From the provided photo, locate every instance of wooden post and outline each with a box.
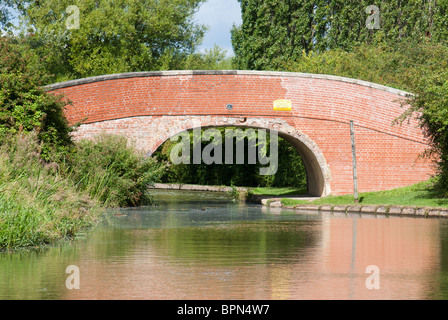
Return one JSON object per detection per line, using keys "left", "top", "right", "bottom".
{"left": 350, "top": 120, "right": 359, "bottom": 203}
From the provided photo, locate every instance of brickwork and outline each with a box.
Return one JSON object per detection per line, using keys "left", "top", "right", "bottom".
{"left": 45, "top": 70, "right": 435, "bottom": 196}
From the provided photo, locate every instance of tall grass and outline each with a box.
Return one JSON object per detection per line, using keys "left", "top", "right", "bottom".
{"left": 0, "top": 133, "right": 100, "bottom": 247}
{"left": 63, "top": 134, "right": 167, "bottom": 208}
{"left": 0, "top": 133, "right": 167, "bottom": 248}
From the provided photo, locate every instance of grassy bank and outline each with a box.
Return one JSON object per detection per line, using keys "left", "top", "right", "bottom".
{"left": 0, "top": 133, "right": 166, "bottom": 248}
{"left": 280, "top": 180, "right": 448, "bottom": 208}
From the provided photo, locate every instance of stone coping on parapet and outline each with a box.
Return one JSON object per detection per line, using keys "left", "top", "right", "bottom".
{"left": 259, "top": 199, "right": 448, "bottom": 219}
{"left": 43, "top": 70, "right": 412, "bottom": 97}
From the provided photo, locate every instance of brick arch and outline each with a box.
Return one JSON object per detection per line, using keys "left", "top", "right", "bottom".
{"left": 45, "top": 70, "right": 435, "bottom": 196}
{"left": 147, "top": 116, "right": 332, "bottom": 197}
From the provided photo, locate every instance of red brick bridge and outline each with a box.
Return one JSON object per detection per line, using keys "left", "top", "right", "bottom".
{"left": 45, "top": 70, "right": 434, "bottom": 197}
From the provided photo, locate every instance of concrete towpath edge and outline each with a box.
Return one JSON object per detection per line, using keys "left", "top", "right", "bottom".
{"left": 259, "top": 200, "right": 448, "bottom": 219}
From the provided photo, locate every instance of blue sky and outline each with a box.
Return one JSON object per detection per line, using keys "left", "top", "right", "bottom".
{"left": 194, "top": 0, "right": 242, "bottom": 56}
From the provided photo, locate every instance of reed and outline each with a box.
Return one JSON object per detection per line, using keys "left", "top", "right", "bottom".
{"left": 0, "top": 133, "right": 166, "bottom": 248}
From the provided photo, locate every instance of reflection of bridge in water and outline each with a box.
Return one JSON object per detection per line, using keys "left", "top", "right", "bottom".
{"left": 46, "top": 70, "right": 434, "bottom": 197}
{"left": 63, "top": 211, "right": 441, "bottom": 300}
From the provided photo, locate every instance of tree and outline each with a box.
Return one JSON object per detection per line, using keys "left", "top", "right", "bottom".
{"left": 183, "top": 45, "right": 233, "bottom": 70}
{"left": 232, "top": 0, "right": 448, "bottom": 71}
{"left": 0, "top": 36, "right": 73, "bottom": 159}
{"left": 0, "top": 0, "right": 18, "bottom": 32}
{"left": 232, "top": 0, "right": 321, "bottom": 70}
{"left": 287, "top": 41, "right": 448, "bottom": 93}
{"left": 154, "top": 128, "right": 307, "bottom": 189}
{"left": 19, "top": 0, "right": 206, "bottom": 82}
{"left": 401, "top": 69, "right": 448, "bottom": 195}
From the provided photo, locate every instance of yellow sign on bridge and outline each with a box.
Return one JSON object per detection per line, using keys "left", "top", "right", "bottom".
{"left": 273, "top": 99, "right": 292, "bottom": 111}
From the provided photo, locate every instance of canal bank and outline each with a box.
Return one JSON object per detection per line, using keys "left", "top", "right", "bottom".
{"left": 151, "top": 183, "right": 246, "bottom": 193}
{"left": 253, "top": 197, "right": 448, "bottom": 219}
{"left": 151, "top": 183, "right": 448, "bottom": 219}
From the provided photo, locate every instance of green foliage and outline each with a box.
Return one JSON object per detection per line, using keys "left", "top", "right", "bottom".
{"left": 227, "top": 186, "right": 253, "bottom": 201}
{"left": 258, "top": 135, "right": 307, "bottom": 188}
{"left": 154, "top": 128, "right": 307, "bottom": 189}
{"left": 0, "top": 133, "right": 101, "bottom": 248}
{"left": 64, "top": 134, "right": 167, "bottom": 208}
{"left": 0, "top": 36, "right": 73, "bottom": 160}
{"left": 19, "top": 0, "right": 206, "bottom": 82}
{"left": 287, "top": 41, "right": 448, "bottom": 92}
{"left": 183, "top": 45, "right": 233, "bottom": 70}
{"left": 232, "top": 0, "right": 448, "bottom": 71}
{"left": 403, "top": 71, "right": 448, "bottom": 194}
{"left": 0, "top": 1, "right": 12, "bottom": 30}
{"left": 232, "top": 0, "right": 319, "bottom": 70}
{"left": 0, "top": 132, "right": 168, "bottom": 247}
{"left": 0, "top": 0, "right": 24, "bottom": 32}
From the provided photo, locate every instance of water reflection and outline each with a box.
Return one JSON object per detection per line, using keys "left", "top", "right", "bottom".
{"left": 0, "top": 190, "right": 447, "bottom": 300}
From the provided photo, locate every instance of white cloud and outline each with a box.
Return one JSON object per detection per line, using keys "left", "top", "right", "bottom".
{"left": 194, "top": 0, "right": 242, "bottom": 56}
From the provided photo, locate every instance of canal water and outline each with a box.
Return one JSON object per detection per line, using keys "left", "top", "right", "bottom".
{"left": 2, "top": 189, "right": 448, "bottom": 300}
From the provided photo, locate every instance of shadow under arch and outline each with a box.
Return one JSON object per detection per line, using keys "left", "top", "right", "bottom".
{"left": 148, "top": 117, "right": 331, "bottom": 197}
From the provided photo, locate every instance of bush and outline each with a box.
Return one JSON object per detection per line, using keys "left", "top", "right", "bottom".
{"left": 0, "top": 36, "right": 73, "bottom": 161}
{"left": 403, "top": 70, "right": 448, "bottom": 196}
{"left": 64, "top": 134, "right": 167, "bottom": 208}
{"left": 0, "top": 132, "right": 168, "bottom": 247}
